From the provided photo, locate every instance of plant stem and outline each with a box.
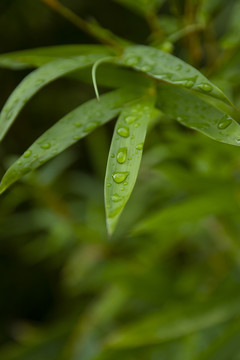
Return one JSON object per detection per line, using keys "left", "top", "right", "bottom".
{"left": 40, "top": 0, "right": 127, "bottom": 52}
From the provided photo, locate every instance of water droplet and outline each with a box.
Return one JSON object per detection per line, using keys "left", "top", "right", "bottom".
{"left": 128, "top": 156, "right": 132, "bottom": 160}
{"left": 106, "top": 183, "right": 112, "bottom": 187}
{"left": 134, "top": 123, "right": 140, "bottom": 128}
{"left": 117, "top": 148, "right": 127, "bottom": 164}
{"left": 40, "top": 142, "right": 51, "bottom": 149}
{"left": 6, "top": 109, "right": 13, "bottom": 120}
{"left": 23, "top": 150, "right": 32, "bottom": 158}
{"left": 74, "top": 122, "right": 82, "bottom": 127}
{"left": 117, "top": 126, "right": 129, "bottom": 137}
{"left": 136, "top": 143, "right": 143, "bottom": 150}
{"left": 112, "top": 172, "right": 129, "bottom": 183}
{"left": 184, "top": 80, "right": 194, "bottom": 88}
{"left": 110, "top": 153, "right": 115, "bottom": 158}
{"left": 84, "top": 121, "right": 100, "bottom": 132}
{"left": 177, "top": 116, "right": 183, "bottom": 121}
{"left": 175, "top": 64, "right": 182, "bottom": 71}
{"left": 131, "top": 135, "right": 135, "bottom": 139}
{"left": 125, "top": 56, "right": 140, "bottom": 66}
{"left": 17, "top": 160, "right": 22, "bottom": 166}
{"left": 217, "top": 116, "right": 232, "bottom": 130}
{"left": 235, "top": 138, "right": 240, "bottom": 144}
{"left": 123, "top": 181, "right": 128, "bottom": 185}
{"left": 111, "top": 193, "right": 122, "bottom": 202}
{"left": 125, "top": 116, "right": 137, "bottom": 124}
{"left": 198, "top": 83, "right": 212, "bottom": 92}
{"left": 140, "top": 64, "right": 152, "bottom": 72}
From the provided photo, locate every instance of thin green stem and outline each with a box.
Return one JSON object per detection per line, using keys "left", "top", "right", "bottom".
{"left": 40, "top": 0, "right": 127, "bottom": 52}
{"left": 92, "top": 57, "right": 114, "bottom": 101}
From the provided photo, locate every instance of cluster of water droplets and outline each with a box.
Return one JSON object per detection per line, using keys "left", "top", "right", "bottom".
{"left": 109, "top": 107, "right": 147, "bottom": 204}
{"left": 123, "top": 49, "right": 216, "bottom": 95}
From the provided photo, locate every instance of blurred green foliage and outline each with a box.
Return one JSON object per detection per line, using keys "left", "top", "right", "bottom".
{"left": 1, "top": 0, "right": 240, "bottom": 359}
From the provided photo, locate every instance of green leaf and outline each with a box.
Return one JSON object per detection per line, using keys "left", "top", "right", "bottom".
{"left": 157, "top": 84, "right": 240, "bottom": 146}
{"left": 106, "top": 295, "right": 240, "bottom": 348}
{"left": 133, "top": 188, "right": 239, "bottom": 237}
{"left": 0, "top": 53, "right": 109, "bottom": 141}
{"left": 0, "top": 44, "right": 114, "bottom": 69}
{"left": 104, "top": 93, "right": 156, "bottom": 235}
{"left": 196, "top": 317, "right": 240, "bottom": 360}
{"left": 0, "top": 87, "right": 142, "bottom": 195}
{"left": 117, "top": 45, "right": 239, "bottom": 118}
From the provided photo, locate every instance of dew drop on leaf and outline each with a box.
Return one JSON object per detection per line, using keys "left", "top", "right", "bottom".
{"left": 136, "top": 143, "right": 143, "bottom": 150}
{"left": 40, "top": 142, "right": 51, "bottom": 149}
{"left": 125, "top": 56, "right": 141, "bottom": 66}
{"left": 117, "top": 148, "right": 127, "bottom": 164}
{"left": 84, "top": 121, "right": 99, "bottom": 132}
{"left": 175, "top": 64, "right": 182, "bottom": 71}
{"left": 111, "top": 193, "right": 122, "bottom": 202}
{"left": 198, "top": 83, "right": 213, "bottom": 92}
{"left": 74, "top": 122, "right": 82, "bottom": 127}
{"left": 217, "top": 116, "right": 232, "bottom": 130}
{"left": 125, "top": 116, "right": 137, "bottom": 124}
{"left": 23, "top": 150, "right": 32, "bottom": 158}
{"left": 140, "top": 64, "right": 152, "bottom": 72}
{"left": 112, "top": 172, "right": 129, "bottom": 183}
{"left": 117, "top": 126, "right": 129, "bottom": 137}
{"left": 184, "top": 80, "right": 194, "bottom": 89}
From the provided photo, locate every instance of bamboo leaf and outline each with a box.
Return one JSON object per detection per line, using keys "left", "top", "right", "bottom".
{"left": 0, "top": 53, "right": 109, "bottom": 141}
{"left": 157, "top": 84, "right": 240, "bottom": 146}
{"left": 104, "top": 93, "right": 156, "bottom": 235}
{"left": 106, "top": 296, "right": 240, "bottom": 348}
{"left": 0, "top": 45, "right": 114, "bottom": 69}
{"left": 133, "top": 188, "right": 239, "bottom": 236}
{"left": 117, "top": 45, "right": 239, "bottom": 119}
{"left": 0, "top": 87, "right": 142, "bottom": 195}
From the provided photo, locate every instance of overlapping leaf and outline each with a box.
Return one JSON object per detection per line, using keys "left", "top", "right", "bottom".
{"left": 157, "top": 84, "right": 240, "bottom": 146}
{"left": 106, "top": 295, "right": 240, "bottom": 348}
{"left": 133, "top": 188, "right": 239, "bottom": 236}
{"left": 0, "top": 44, "right": 114, "bottom": 69}
{"left": 0, "top": 87, "right": 143, "bottom": 195}
{"left": 117, "top": 45, "right": 239, "bottom": 118}
{"left": 0, "top": 53, "right": 108, "bottom": 141}
{"left": 104, "top": 94, "right": 156, "bottom": 235}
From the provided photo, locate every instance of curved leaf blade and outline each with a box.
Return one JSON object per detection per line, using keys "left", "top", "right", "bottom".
{"left": 157, "top": 84, "right": 240, "bottom": 146}
{"left": 106, "top": 295, "right": 240, "bottom": 348}
{"left": 117, "top": 45, "right": 238, "bottom": 116}
{"left": 0, "top": 87, "right": 142, "bottom": 195}
{"left": 0, "top": 53, "right": 109, "bottom": 141}
{"left": 105, "top": 94, "right": 156, "bottom": 235}
{"left": 0, "top": 44, "right": 114, "bottom": 69}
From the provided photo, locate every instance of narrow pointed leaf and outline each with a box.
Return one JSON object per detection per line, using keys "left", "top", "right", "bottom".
{"left": 0, "top": 44, "right": 114, "bottom": 69}
{"left": 0, "top": 87, "right": 142, "bottom": 194}
{"left": 133, "top": 189, "right": 239, "bottom": 236}
{"left": 0, "top": 53, "right": 110, "bottom": 141}
{"left": 157, "top": 84, "right": 240, "bottom": 146}
{"left": 106, "top": 295, "right": 240, "bottom": 348}
{"left": 117, "top": 45, "right": 239, "bottom": 118}
{"left": 105, "top": 94, "right": 156, "bottom": 235}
